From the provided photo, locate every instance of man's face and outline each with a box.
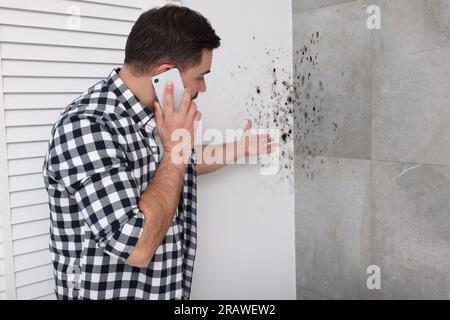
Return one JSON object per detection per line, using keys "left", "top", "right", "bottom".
{"left": 180, "top": 49, "right": 212, "bottom": 100}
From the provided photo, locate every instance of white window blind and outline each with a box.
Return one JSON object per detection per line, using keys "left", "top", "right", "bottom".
{"left": 0, "top": 0, "right": 164, "bottom": 300}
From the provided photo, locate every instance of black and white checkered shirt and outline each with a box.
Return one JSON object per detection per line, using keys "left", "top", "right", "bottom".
{"left": 42, "top": 68, "right": 198, "bottom": 300}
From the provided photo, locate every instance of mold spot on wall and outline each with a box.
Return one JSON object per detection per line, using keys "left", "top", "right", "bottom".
{"left": 234, "top": 47, "right": 296, "bottom": 188}
{"left": 332, "top": 122, "right": 338, "bottom": 131}
{"left": 319, "top": 81, "right": 324, "bottom": 91}
{"left": 293, "top": 31, "right": 328, "bottom": 180}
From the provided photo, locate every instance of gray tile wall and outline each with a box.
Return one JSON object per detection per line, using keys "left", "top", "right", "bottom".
{"left": 293, "top": 0, "right": 450, "bottom": 299}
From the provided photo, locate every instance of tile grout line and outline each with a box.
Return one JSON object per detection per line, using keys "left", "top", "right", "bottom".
{"left": 289, "top": 6, "right": 299, "bottom": 300}
{"left": 368, "top": 0, "right": 376, "bottom": 299}
{"left": 293, "top": 0, "right": 359, "bottom": 14}
{"left": 293, "top": 153, "right": 450, "bottom": 169}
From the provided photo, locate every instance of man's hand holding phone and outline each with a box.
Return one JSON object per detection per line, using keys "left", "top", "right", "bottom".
{"left": 154, "top": 82, "right": 201, "bottom": 165}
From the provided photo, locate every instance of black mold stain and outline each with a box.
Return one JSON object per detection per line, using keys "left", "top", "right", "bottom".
{"left": 294, "top": 31, "right": 344, "bottom": 180}
{"left": 237, "top": 30, "right": 334, "bottom": 184}
{"left": 239, "top": 48, "right": 297, "bottom": 186}
{"left": 332, "top": 122, "right": 338, "bottom": 131}
{"left": 293, "top": 31, "right": 327, "bottom": 180}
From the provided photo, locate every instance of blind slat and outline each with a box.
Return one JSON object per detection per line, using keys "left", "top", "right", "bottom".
{"left": 1, "top": 43, "right": 124, "bottom": 64}
{"left": 3, "top": 77, "right": 101, "bottom": 94}
{"left": 34, "top": 293, "right": 56, "bottom": 300}
{"left": 78, "top": 0, "right": 142, "bottom": 9}
{"left": 13, "top": 234, "right": 49, "bottom": 256}
{"left": 0, "top": 25, "right": 126, "bottom": 50}
{"left": 0, "top": 276, "right": 5, "bottom": 292}
{"left": 4, "top": 92, "right": 80, "bottom": 110}
{"left": 10, "top": 188, "right": 48, "bottom": 209}
{"left": 7, "top": 141, "right": 48, "bottom": 159}
{"left": 14, "top": 249, "right": 51, "bottom": 272}
{"left": 9, "top": 173, "right": 45, "bottom": 193}
{"left": 15, "top": 264, "right": 53, "bottom": 288}
{"left": 8, "top": 157, "right": 45, "bottom": 177}
{"left": 0, "top": 0, "right": 141, "bottom": 21}
{"left": 5, "top": 109, "right": 62, "bottom": 126}
{"left": 12, "top": 219, "right": 49, "bottom": 241}
{"left": 11, "top": 204, "right": 49, "bottom": 225}
{"left": 0, "top": 7, "right": 133, "bottom": 36}
{"left": 6, "top": 125, "right": 53, "bottom": 143}
{"left": 16, "top": 279, "right": 54, "bottom": 300}
{"left": 3, "top": 60, "right": 117, "bottom": 78}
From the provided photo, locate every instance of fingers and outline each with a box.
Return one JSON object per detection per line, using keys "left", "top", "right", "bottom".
{"left": 193, "top": 111, "right": 202, "bottom": 133}
{"left": 259, "top": 141, "right": 278, "bottom": 155}
{"left": 164, "top": 82, "right": 174, "bottom": 115}
{"left": 178, "top": 87, "right": 193, "bottom": 114}
{"left": 154, "top": 101, "right": 164, "bottom": 127}
{"left": 187, "top": 100, "right": 198, "bottom": 121}
{"left": 256, "top": 134, "right": 273, "bottom": 144}
{"left": 194, "top": 111, "right": 202, "bottom": 124}
{"left": 265, "top": 142, "right": 278, "bottom": 154}
{"left": 256, "top": 133, "right": 277, "bottom": 155}
{"left": 243, "top": 119, "right": 252, "bottom": 131}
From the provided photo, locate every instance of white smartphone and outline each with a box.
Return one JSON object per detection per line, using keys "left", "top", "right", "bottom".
{"left": 151, "top": 67, "right": 185, "bottom": 113}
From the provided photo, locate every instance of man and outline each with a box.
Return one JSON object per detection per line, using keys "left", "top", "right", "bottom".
{"left": 43, "top": 5, "right": 276, "bottom": 300}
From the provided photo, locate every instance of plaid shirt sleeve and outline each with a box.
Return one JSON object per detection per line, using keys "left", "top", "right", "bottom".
{"left": 47, "top": 115, "right": 145, "bottom": 262}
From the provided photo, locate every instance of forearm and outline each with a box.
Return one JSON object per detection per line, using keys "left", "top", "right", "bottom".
{"left": 127, "top": 151, "right": 186, "bottom": 268}
{"left": 195, "top": 140, "right": 244, "bottom": 175}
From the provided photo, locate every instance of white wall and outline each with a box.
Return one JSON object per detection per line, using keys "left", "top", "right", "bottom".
{"left": 183, "top": 0, "right": 296, "bottom": 299}
{"left": 0, "top": 0, "right": 295, "bottom": 299}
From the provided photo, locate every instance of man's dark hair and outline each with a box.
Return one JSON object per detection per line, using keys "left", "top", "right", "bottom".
{"left": 124, "top": 5, "right": 221, "bottom": 75}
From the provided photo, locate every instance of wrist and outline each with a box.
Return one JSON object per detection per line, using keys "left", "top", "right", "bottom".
{"left": 163, "top": 146, "right": 191, "bottom": 168}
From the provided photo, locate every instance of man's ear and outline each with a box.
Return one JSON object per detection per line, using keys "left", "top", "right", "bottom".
{"left": 152, "top": 64, "right": 174, "bottom": 76}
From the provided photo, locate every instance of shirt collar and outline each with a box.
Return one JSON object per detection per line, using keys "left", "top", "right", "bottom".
{"left": 106, "top": 67, "right": 155, "bottom": 129}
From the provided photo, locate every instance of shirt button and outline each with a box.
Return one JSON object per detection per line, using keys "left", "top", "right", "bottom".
{"left": 151, "top": 146, "right": 158, "bottom": 153}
